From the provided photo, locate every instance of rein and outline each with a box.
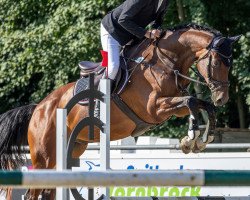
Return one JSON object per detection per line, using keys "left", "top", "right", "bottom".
{"left": 124, "top": 39, "right": 155, "bottom": 80}
{"left": 156, "top": 46, "right": 207, "bottom": 86}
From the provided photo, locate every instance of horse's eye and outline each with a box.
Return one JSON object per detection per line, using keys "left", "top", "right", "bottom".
{"left": 212, "top": 59, "right": 220, "bottom": 68}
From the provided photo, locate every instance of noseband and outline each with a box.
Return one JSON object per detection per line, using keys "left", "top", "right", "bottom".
{"left": 156, "top": 35, "right": 231, "bottom": 93}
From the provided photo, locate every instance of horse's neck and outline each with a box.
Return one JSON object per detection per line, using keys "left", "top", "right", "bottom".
{"left": 119, "top": 30, "right": 214, "bottom": 124}
{"left": 165, "top": 30, "right": 213, "bottom": 74}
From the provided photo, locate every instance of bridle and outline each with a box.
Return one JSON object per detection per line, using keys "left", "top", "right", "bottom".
{"left": 193, "top": 38, "right": 231, "bottom": 92}
{"left": 155, "top": 35, "right": 231, "bottom": 93}
{"left": 125, "top": 33, "right": 232, "bottom": 93}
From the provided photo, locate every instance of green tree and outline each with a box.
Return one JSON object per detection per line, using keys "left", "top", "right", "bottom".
{"left": 201, "top": 0, "right": 250, "bottom": 128}
{"left": 0, "top": 0, "right": 249, "bottom": 137}
{"left": 0, "top": 0, "right": 119, "bottom": 112}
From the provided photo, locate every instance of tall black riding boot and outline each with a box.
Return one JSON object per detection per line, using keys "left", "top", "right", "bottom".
{"left": 109, "top": 79, "right": 115, "bottom": 94}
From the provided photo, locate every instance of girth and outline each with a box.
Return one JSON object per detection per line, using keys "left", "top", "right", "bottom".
{"left": 112, "top": 93, "right": 157, "bottom": 137}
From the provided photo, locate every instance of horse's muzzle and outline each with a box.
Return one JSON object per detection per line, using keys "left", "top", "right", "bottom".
{"left": 212, "top": 89, "right": 229, "bottom": 106}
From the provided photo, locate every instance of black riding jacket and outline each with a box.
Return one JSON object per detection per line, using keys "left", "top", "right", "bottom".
{"left": 102, "top": 0, "right": 169, "bottom": 46}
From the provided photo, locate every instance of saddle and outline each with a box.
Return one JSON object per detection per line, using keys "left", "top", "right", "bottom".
{"left": 78, "top": 61, "right": 104, "bottom": 77}
{"left": 74, "top": 55, "right": 129, "bottom": 105}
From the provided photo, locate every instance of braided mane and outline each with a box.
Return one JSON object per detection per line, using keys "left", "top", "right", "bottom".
{"left": 167, "top": 23, "right": 222, "bottom": 36}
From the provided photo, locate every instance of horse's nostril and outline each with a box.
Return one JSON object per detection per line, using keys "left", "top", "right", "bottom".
{"left": 216, "top": 99, "right": 223, "bottom": 106}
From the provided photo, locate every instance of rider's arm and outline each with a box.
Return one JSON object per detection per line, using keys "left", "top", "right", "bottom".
{"left": 152, "top": 1, "right": 169, "bottom": 29}
{"left": 152, "top": 12, "right": 165, "bottom": 29}
{"left": 118, "top": 0, "right": 148, "bottom": 39}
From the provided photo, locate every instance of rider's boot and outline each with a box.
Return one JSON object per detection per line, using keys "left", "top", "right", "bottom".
{"left": 109, "top": 79, "right": 116, "bottom": 94}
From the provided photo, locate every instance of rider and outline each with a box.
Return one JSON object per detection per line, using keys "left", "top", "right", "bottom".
{"left": 101, "top": 0, "right": 169, "bottom": 85}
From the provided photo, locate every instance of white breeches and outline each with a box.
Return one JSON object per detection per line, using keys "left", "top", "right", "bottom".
{"left": 100, "top": 23, "right": 121, "bottom": 80}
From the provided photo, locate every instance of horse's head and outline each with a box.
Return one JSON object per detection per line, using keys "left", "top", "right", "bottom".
{"left": 195, "top": 35, "right": 241, "bottom": 106}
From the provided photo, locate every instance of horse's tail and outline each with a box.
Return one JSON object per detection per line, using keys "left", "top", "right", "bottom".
{"left": 0, "top": 104, "right": 36, "bottom": 170}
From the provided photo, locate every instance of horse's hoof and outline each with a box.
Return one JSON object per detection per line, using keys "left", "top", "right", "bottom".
{"left": 207, "top": 135, "right": 215, "bottom": 143}
{"left": 192, "top": 149, "right": 200, "bottom": 153}
{"left": 194, "top": 135, "right": 214, "bottom": 153}
{"left": 181, "top": 144, "right": 192, "bottom": 154}
{"left": 195, "top": 138, "right": 207, "bottom": 152}
{"left": 180, "top": 136, "right": 192, "bottom": 154}
{"left": 192, "top": 142, "right": 202, "bottom": 153}
{"left": 193, "top": 135, "right": 214, "bottom": 153}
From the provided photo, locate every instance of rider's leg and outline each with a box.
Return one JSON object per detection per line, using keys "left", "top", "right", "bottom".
{"left": 100, "top": 23, "right": 121, "bottom": 80}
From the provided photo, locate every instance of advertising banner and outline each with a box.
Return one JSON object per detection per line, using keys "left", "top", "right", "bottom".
{"left": 72, "top": 151, "right": 250, "bottom": 199}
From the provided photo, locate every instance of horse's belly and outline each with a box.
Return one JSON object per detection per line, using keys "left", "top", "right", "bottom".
{"left": 75, "top": 101, "right": 136, "bottom": 142}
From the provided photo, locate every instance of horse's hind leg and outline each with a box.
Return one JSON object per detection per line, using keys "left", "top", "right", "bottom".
{"left": 24, "top": 189, "right": 43, "bottom": 200}
{"left": 27, "top": 136, "right": 88, "bottom": 200}
{"left": 23, "top": 153, "right": 49, "bottom": 200}
{"left": 6, "top": 188, "right": 13, "bottom": 200}
{"left": 23, "top": 189, "right": 55, "bottom": 200}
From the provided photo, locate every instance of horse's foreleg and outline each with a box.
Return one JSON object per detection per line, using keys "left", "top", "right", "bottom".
{"left": 6, "top": 188, "right": 13, "bottom": 200}
{"left": 155, "top": 96, "right": 208, "bottom": 154}
{"left": 178, "top": 97, "right": 202, "bottom": 154}
{"left": 191, "top": 100, "right": 216, "bottom": 153}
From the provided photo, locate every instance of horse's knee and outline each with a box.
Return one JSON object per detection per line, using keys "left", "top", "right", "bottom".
{"left": 185, "top": 97, "right": 198, "bottom": 109}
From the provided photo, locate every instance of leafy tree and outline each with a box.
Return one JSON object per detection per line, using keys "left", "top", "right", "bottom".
{"left": 0, "top": 0, "right": 119, "bottom": 112}
{"left": 201, "top": 0, "right": 250, "bottom": 128}
{"left": 0, "top": 0, "right": 249, "bottom": 138}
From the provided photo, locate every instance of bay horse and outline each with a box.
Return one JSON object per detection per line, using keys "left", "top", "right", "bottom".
{"left": 0, "top": 24, "right": 240, "bottom": 199}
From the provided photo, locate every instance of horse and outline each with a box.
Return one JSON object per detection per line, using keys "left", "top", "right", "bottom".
{"left": 0, "top": 24, "right": 240, "bottom": 199}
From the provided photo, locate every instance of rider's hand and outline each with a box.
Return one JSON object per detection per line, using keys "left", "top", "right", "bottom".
{"left": 145, "top": 29, "right": 162, "bottom": 39}
{"left": 151, "top": 29, "right": 162, "bottom": 38}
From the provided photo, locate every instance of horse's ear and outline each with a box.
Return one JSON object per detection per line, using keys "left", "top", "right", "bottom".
{"left": 228, "top": 35, "right": 242, "bottom": 44}
{"left": 214, "top": 37, "right": 226, "bottom": 47}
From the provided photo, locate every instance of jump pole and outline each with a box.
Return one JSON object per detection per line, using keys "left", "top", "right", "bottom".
{"left": 2, "top": 170, "right": 250, "bottom": 188}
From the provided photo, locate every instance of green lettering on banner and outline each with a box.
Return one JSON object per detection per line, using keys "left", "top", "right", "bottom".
{"left": 127, "top": 187, "right": 136, "bottom": 196}
{"left": 135, "top": 187, "right": 146, "bottom": 196}
{"left": 191, "top": 187, "right": 201, "bottom": 196}
{"left": 114, "top": 187, "right": 126, "bottom": 196}
{"left": 147, "top": 187, "right": 158, "bottom": 196}
{"left": 181, "top": 187, "right": 190, "bottom": 196}
{"left": 159, "top": 187, "right": 168, "bottom": 196}
{"left": 110, "top": 186, "right": 199, "bottom": 197}
{"left": 110, "top": 187, "right": 114, "bottom": 196}
{"left": 168, "top": 187, "right": 180, "bottom": 196}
